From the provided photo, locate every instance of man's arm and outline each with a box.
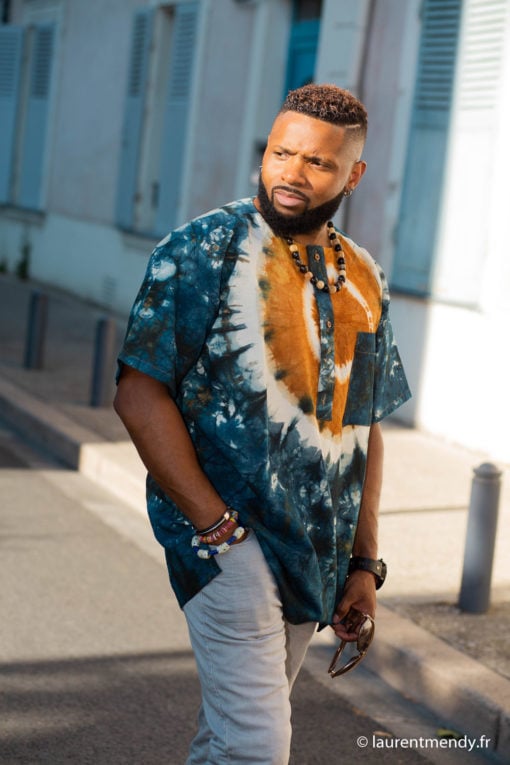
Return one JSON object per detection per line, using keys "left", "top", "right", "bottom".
{"left": 114, "top": 365, "right": 228, "bottom": 531}
{"left": 332, "top": 422, "right": 384, "bottom": 640}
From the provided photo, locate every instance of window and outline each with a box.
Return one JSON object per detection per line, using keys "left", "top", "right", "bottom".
{"left": 391, "top": 0, "right": 462, "bottom": 295}
{"left": 0, "top": 22, "right": 56, "bottom": 209}
{"left": 116, "top": 2, "right": 200, "bottom": 237}
{"left": 283, "top": 0, "right": 322, "bottom": 93}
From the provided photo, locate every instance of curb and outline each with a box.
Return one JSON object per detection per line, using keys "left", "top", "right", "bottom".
{"left": 0, "top": 376, "right": 97, "bottom": 468}
{"left": 310, "top": 609, "right": 510, "bottom": 761}
{"left": 366, "top": 605, "right": 510, "bottom": 759}
{"left": 0, "top": 376, "right": 146, "bottom": 513}
{"left": 1, "top": 374, "right": 509, "bottom": 761}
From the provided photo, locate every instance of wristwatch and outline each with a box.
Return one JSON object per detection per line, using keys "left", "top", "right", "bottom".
{"left": 348, "top": 556, "right": 387, "bottom": 590}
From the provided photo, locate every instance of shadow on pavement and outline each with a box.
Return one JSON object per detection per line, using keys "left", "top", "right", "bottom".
{"left": 0, "top": 650, "right": 200, "bottom": 765}
{"left": 0, "top": 651, "right": 431, "bottom": 765}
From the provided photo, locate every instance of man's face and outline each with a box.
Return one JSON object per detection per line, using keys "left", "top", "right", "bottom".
{"left": 256, "top": 111, "right": 365, "bottom": 236}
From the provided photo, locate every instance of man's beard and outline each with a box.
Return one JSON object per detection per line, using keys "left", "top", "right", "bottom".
{"left": 257, "top": 174, "right": 344, "bottom": 237}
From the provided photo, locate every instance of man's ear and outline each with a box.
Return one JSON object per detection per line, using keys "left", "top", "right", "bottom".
{"left": 349, "top": 160, "right": 367, "bottom": 190}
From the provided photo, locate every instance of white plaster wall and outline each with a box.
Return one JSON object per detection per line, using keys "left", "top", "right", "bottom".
{"left": 388, "top": 295, "right": 427, "bottom": 427}
{"left": 180, "top": 0, "right": 255, "bottom": 216}
{"left": 0, "top": 212, "right": 152, "bottom": 315}
{"left": 182, "top": 0, "right": 262, "bottom": 219}
{"left": 185, "top": 0, "right": 291, "bottom": 217}
{"left": 392, "top": 295, "right": 510, "bottom": 464}
{"left": 233, "top": 0, "right": 291, "bottom": 200}
{"left": 315, "top": 0, "right": 370, "bottom": 91}
{"left": 315, "top": 0, "right": 422, "bottom": 277}
{"left": 347, "top": 0, "right": 421, "bottom": 275}
{"left": 428, "top": 304, "right": 509, "bottom": 463}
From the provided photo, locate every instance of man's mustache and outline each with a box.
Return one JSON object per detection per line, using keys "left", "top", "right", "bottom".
{"left": 271, "top": 185, "right": 310, "bottom": 203}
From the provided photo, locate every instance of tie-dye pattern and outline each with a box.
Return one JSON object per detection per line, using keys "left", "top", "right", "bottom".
{"left": 119, "top": 198, "right": 411, "bottom": 626}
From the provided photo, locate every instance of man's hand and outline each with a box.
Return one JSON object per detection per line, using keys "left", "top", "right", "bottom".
{"left": 331, "top": 570, "right": 376, "bottom": 641}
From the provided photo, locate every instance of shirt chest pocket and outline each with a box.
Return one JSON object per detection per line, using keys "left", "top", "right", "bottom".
{"left": 342, "top": 332, "right": 376, "bottom": 427}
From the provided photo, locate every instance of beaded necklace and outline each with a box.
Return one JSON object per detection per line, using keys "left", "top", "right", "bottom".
{"left": 286, "top": 221, "right": 346, "bottom": 294}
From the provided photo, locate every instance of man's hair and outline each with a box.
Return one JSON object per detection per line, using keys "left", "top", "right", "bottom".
{"left": 280, "top": 84, "right": 367, "bottom": 147}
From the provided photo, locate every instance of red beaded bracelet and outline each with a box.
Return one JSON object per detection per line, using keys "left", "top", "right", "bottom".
{"left": 197, "top": 507, "right": 235, "bottom": 535}
{"left": 200, "top": 516, "right": 238, "bottom": 545}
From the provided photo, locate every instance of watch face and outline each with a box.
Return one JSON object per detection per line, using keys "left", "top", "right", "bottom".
{"left": 375, "top": 560, "right": 387, "bottom": 588}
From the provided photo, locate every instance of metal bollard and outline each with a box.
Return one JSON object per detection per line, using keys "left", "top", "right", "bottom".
{"left": 458, "top": 463, "right": 502, "bottom": 613}
{"left": 24, "top": 290, "right": 49, "bottom": 369}
{"left": 90, "top": 316, "right": 117, "bottom": 407}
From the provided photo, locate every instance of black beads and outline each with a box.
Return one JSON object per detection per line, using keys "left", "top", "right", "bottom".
{"left": 286, "top": 221, "right": 346, "bottom": 294}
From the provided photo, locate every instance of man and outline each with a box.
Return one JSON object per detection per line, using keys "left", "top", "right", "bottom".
{"left": 114, "top": 84, "right": 411, "bottom": 764}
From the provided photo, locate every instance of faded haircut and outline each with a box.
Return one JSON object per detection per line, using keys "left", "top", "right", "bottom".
{"left": 280, "top": 83, "right": 367, "bottom": 148}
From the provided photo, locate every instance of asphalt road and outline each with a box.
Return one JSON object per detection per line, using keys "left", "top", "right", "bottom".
{"left": 0, "top": 423, "right": 494, "bottom": 765}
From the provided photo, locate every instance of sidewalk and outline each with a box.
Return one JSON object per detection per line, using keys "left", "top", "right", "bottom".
{"left": 1, "top": 272, "right": 509, "bottom": 761}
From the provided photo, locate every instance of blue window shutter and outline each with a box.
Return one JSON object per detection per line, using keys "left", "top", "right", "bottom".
{"left": 284, "top": 19, "right": 321, "bottom": 93}
{"left": 17, "top": 23, "right": 55, "bottom": 210}
{"left": 116, "top": 8, "right": 154, "bottom": 230}
{"left": 391, "top": 0, "right": 462, "bottom": 295}
{"left": 155, "top": 1, "right": 199, "bottom": 236}
{"left": 0, "top": 26, "right": 24, "bottom": 203}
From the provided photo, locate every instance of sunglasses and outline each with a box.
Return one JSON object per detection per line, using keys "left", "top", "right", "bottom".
{"left": 328, "top": 609, "right": 375, "bottom": 678}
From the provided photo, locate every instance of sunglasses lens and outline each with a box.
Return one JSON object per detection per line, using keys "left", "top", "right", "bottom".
{"left": 358, "top": 617, "right": 374, "bottom": 651}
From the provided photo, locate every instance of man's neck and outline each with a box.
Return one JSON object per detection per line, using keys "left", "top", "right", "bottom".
{"left": 287, "top": 225, "right": 330, "bottom": 248}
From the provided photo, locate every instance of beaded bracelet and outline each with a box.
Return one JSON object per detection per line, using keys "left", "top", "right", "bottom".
{"left": 200, "top": 513, "right": 238, "bottom": 545}
{"left": 191, "top": 525, "right": 246, "bottom": 559}
{"left": 197, "top": 507, "right": 235, "bottom": 535}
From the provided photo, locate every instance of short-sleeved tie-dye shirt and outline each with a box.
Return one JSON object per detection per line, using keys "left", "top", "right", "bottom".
{"left": 119, "top": 198, "right": 411, "bottom": 626}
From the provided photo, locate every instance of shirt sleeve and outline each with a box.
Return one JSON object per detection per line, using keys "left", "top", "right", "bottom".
{"left": 118, "top": 219, "right": 233, "bottom": 396}
{"left": 372, "top": 269, "right": 412, "bottom": 422}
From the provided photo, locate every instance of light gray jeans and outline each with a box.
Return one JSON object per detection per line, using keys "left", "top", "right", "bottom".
{"left": 183, "top": 531, "right": 317, "bottom": 765}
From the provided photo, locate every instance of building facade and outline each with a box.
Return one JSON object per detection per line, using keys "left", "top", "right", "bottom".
{"left": 1, "top": 0, "right": 509, "bottom": 460}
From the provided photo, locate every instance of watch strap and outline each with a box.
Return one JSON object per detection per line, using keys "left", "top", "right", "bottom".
{"left": 348, "top": 556, "right": 387, "bottom": 589}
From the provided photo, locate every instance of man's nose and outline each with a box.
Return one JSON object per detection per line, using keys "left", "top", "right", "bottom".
{"left": 281, "top": 156, "right": 306, "bottom": 186}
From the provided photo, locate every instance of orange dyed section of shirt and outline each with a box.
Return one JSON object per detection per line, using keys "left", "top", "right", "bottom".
{"left": 263, "top": 234, "right": 382, "bottom": 437}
